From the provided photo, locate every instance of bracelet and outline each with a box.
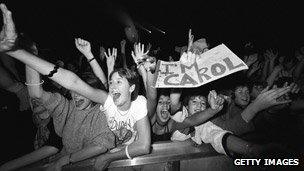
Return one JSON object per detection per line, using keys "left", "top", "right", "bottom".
{"left": 45, "top": 65, "right": 59, "bottom": 78}
{"left": 125, "top": 145, "right": 132, "bottom": 159}
{"left": 88, "top": 58, "right": 95, "bottom": 62}
{"left": 25, "top": 80, "right": 44, "bottom": 86}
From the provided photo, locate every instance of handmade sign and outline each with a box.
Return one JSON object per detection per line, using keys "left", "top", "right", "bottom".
{"left": 153, "top": 44, "right": 248, "bottom": 88}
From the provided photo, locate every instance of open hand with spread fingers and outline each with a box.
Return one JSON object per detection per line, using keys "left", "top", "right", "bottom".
{"left": 251, "top": 86, "right": 291, "bottom": 112}
{"left": 208, "top": 90, "right": 225, "bottom": 113}
{"left": 105, "top": 48, "right": 117, "bottom": 72}
{"left": 131, "top": 42, "right": 149, "bottom": 65}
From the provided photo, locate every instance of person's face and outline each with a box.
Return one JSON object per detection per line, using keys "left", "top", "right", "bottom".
{"left": 109, "top": 72, "right": 134, "bottom": 109}
{"left": 71, "top": 91, "right": 92, "bottom": 110}
{"left": 187, "top": 95, "right": 207, "bottom": 116}
{"left": 156, "top": 95, "right": 171, "bottom": 122}
{"left": 234, "top": 86, "right": 250, "bottom": 107}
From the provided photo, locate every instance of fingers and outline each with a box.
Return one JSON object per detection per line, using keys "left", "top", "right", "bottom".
{"left": 120, "top": 39, "right": 126, "bottom": 46}
{"left": 131, "top": 51, "right": 136, "bottom": 61}
{"left": 271, "top": 87, "right": 291, "bottom": 99}
{"left": 260, "top": 86, "right": 270, "bottom": 94}
{"left": 104, "top": 51, "right": 109, "bottom": 58}
{"left": 74, "top": 38, "right": 78, "bottom": 47}
{"left": 275, "top": 99, "right": 292, "bottom": 105}
{"left": 0, "top": 4, "right": 7, "bottom": 25}
{"left": 113, "top": 48, "right": 117, "bottom": 61}
{"left": 0, "top": 4, "right": 9, "bottom": 25}
{"left": 290, "top": 82, "right": 300, "bottom": 94}
{"left": 75, "top": 38, "right": 89, "bottom": 47}
{"left": 187, "top": 29, "right": 194, "bottom": 52}
{"left": 1, "top": 3, "right": 17, "bottom": 42}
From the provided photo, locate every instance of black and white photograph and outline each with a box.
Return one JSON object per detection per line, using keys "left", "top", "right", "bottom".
{"left": 0, "top": 0, "right": 304, "bottom": 170}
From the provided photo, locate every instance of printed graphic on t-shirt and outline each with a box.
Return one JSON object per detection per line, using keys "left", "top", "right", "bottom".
{"left": 108, "top": 117, "right": 134, "bottom": 145}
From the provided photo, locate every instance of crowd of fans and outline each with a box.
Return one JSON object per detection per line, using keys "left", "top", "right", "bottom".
{"left": 0, "top": 3, "right": 304, "bottom": 171}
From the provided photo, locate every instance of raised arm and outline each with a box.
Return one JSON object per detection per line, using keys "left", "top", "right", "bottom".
{"left": 120, "top": 39, "right": 127, "bottom": 69}
{"left": 169, "top": 91, "right": 224, "bottom": 132}
{"left": 266, "top": 65, "right": 282, "bottom": 87}
{"left": 0, "top": 4, "right": 108, "bottom": 105}
{"left": 75, "top": 38, "right": 108, "bottom": 89}
{"left": 241, "top": 86, "right": 291, "bottom": 122}
{"left": 131, "top": 43, "right": 157, "bottom": 117}
{"left": 261, "top": 55, "right": 270, "bottom": 82}
{"left": 266, "top": 49, "right": 278, "bottom": 77}
{"left": 105, "top": 47, "right": 117, "bottom": 79}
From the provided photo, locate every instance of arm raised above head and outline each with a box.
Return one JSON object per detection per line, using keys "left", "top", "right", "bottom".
{"left": 75, "top": 38, "right": 108, "bottom": 89}
{"left": 9, "top": 49, "right": 108, "bottom": 104}
{"left": 0, "top": 4, "right": 108, "bottom": 104}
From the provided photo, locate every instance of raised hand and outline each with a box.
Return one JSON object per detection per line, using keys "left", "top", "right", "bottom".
{"left": 289, "top": 82, "right": 300, "bottom": 94}
{"left": 105, "top": 48, "right": 117, "bottom": 72}
{"left": 273, "top": 64, "right": 283, "bottom": 72}
{"left": 187, "top": 29, "right": 194, "bottom": 52}
{"left": 120, "top": 39, "right": 126, "bottom": 54}
{"left": 0, "top": 4, "right": 18, "bottom": 52}
{"left": 99, "top": 46, "right": 106, "bottom": 61}
{"left": 131, "top": 42, "right": 149, "bottom": 65}
{"left": 278, "top": 56, "right": 285, "bottom": 65}
{"left": 251, "top": 86, "right": 291, "bottom": 112}
{"left": 245, "top": 54, "right": 258, "bottom": 67}
{"left": 264, "top": 49, "right": 278, "bottom": 61}
{"left": 143, "top": 56, "right": 157, "bottom": 73}
{"left": 75, "top": 38, "right": 91, "bottom": 56}
{"left": 208, "top": 90, "right": 224, "bottom": 112}
{"left": 180, "top": 51, "right": 196, "bottom": 66}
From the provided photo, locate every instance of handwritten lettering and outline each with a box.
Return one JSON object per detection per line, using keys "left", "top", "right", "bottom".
{"left": 154, "top": 44, "right": 248, "bottom": 88}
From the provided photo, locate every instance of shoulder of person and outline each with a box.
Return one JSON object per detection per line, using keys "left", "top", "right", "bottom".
{"left": 133, "top": 95, "right": 147, "bottom": 104}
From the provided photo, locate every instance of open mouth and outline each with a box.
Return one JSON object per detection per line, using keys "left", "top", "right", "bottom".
{"left": 160, "top": 110, "right": 170, "bottom": 119}
{"left": 112, "top": 92, "right": 121, "bottom": 101}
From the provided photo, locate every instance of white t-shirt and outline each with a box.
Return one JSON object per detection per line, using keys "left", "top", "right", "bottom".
{"left": 101, "top": 95, "right": 147, "bottom": 145}
{"left": 170, "top": 106, "right": 191, "bottom": 141}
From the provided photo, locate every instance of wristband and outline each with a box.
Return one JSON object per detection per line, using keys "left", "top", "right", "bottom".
{"left": 45, "top": 65, "right": 59, "bottom": 78}
{"left": 88, "top": 58, "right": 95, "bottom": 62}
{"left": 25, "top": 80, "right": 44, "bottom": 86}
{"left": 125, "top": 145, "right": 132, "bottom": 159}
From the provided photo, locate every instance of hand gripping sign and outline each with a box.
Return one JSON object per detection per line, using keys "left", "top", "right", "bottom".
{"left": 153, "top": 44, "right": 248, "bottom": 88}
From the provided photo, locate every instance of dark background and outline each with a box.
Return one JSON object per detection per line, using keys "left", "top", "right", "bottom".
{"left": 0, "top": 0, "right": 304, "bottom": 164}
{"left": 2, "top": 0, "right": 303, "bottom": 61}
